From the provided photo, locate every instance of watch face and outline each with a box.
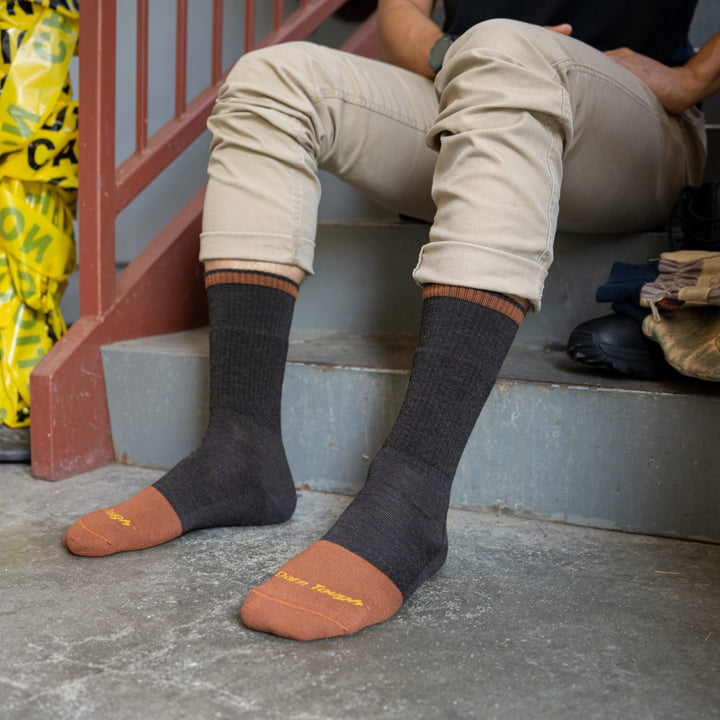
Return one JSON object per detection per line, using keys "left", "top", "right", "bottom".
{"left": 429, "top": 34, "right": 453, "bottom": 73}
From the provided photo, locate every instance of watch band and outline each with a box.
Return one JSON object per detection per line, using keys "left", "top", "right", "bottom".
{"left": 428, "top": 33, "right": 455, "bottom": 74}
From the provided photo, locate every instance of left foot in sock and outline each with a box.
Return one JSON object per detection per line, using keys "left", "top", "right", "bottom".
{"left": 64, "top": 270, "right": 298, "bottom": 557}
{"left": 240, "top": 447, "right": 450, "bottom": 640}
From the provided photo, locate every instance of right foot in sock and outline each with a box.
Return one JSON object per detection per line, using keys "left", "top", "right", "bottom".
{"left": 64, "top": 415, "right": 296, "bottom": 556}
{"left": 240, "top": 448, "right": 450, "bottom": 640}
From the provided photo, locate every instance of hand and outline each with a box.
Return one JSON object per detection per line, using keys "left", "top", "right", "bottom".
{"left": 545, "top": 23, "right": 573, "bottom": 36}
{"left": 605, "top": 47, "right": 696, "bottom": 114}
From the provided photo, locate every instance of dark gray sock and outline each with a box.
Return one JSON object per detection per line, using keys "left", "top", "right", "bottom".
{"left": 153, "top": 271, "right": 298, "bottom": 533}
{"left": 324, "top": 287, "right": 525, "bottom": 598}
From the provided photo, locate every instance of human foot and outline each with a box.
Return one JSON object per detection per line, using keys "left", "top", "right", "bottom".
{"left": 240, "top": 448, "right": 449, "bottom": 640}
{"left": 65, "top": 269, "right": 299, "bottom": 557}
{"left": 65, "top": 417, "right": 296, "bottom": 556}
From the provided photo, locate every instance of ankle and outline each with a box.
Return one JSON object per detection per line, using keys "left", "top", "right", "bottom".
{"left": 323, "top": 446, "right": 450, "bottom": 598}
{"left": 204, "top": 259, "right": 306, "bottom": 285}
{"left": 153, "top": 415, "right": 296, "bottom": 533}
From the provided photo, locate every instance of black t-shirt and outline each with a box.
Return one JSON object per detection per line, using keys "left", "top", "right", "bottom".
{"left": 442, "top": 0, "right": 698, "bottom": 65}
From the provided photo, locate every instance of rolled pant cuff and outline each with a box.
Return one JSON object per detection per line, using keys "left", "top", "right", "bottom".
{"left": 199, "top": 231, "right": 316, "bottom": 274}
{"left": 412, "top": 241, "right": 545, "bottom": 313}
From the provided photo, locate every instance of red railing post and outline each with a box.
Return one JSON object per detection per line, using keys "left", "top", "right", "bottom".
{"left": 245, "top": 0, "right": 255, "bottom": 52}
{"left": 31, "top": 0, "right": 120, "bottom": 478}
{"left": 136, "top": 0, "right": 149, "bottom": 152}
{"left": 175, "top": 0, "right": 188, "bottom": 117}
{"left": 79, "top": 0, "right": 117, "bottom": 319}
{"left": 212, "top": 0, "right": 224, "bottom": 85}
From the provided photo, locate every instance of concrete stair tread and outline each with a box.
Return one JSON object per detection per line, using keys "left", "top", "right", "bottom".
{"left": 110, "top": 326, "right": 720, "bottom": 398}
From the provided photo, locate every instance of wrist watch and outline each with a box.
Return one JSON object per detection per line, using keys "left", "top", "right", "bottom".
{"left": 428, "top": 33, "right": 455, "bottom": 74}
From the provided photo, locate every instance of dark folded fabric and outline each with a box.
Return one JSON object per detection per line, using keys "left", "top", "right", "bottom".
{"left": 596, "top": 260, "right": 660, "bottom": 306}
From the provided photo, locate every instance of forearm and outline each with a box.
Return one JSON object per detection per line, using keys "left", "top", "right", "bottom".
{"left": 607, "top": 31, "right": 720, "bottom": 114}
{"left": 377, "top": 0, "right": 442, "bottom": 78}
{"left": 682, "top": 31, "right": 720, "bottom": 108}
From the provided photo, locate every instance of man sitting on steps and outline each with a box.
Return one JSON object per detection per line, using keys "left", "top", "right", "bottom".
{"left": 64, "top": 0, "right": 719, "bottom": 641}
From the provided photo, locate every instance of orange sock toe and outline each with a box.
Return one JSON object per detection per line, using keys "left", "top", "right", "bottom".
{"left": 240, "top": 540, "right": 403, "bottom": 641}
{"left": 64, "top": 487, "right": 183, "bottom": 557}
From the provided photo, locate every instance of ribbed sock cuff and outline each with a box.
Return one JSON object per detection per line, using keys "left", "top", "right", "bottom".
{"left": 422, "top": 285, "right": 526, "bottom": 327}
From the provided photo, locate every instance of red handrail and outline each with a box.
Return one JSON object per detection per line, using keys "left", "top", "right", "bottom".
{"left": 30, "top": 0, "right": 378, "bottom": 480}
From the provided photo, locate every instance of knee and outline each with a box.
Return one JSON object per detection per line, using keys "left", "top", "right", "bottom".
{"left": 446, "top": 19, "right": 565, "bottom": 73}
{"left": 226, "top": 41, "right": 311, "bottom": 80}
{"left": 208, "top": 41, "right": 330, "bottom": 161}
{"left": 208, "top": 41, "right": 326, "bottom": 148}
{"left": 218, "top": 41, "right": 320, "bottom": 105}
{"left": 457, "top": 18, "right": 551, "bottom": 53}
{"left": 216, "top": 41, "right": 336, "bottom": 117}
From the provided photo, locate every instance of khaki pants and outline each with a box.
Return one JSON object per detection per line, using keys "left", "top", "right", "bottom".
{"left": 200, "top": 19, "right": 706, "bottom": 311}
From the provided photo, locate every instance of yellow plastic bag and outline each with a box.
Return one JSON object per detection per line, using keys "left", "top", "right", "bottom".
{"left": 0, "top": 250, "right": 54, "bottom": 427}
{"left": 0, "top": 0, "right": 78, "bottom": 428}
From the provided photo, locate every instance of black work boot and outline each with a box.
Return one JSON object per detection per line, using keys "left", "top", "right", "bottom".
{"left": 567, "top": 313, "right": 670, "bottom": 380}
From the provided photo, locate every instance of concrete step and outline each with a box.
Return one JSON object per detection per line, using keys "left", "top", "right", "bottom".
{"left": 102, "top": 326, "right": 720, "bottom": 544}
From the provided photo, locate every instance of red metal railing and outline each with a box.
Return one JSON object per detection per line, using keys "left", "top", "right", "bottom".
{"left": 30, "top": 0, "right": 378, "bottom": 480}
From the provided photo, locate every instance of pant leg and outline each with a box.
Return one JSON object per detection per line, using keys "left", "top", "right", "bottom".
{"left": 200, "top": 42, "right": 439, "bottom": 273}
{"left": 415, "top": 19, "right": 707, "bottom": 311}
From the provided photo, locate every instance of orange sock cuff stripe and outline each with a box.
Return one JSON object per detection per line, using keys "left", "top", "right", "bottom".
{"left": 204, "top": 270, "right": 299, "bottom": 299}
{"left": 422, "top": 285, "right": 526, "bottom": 326}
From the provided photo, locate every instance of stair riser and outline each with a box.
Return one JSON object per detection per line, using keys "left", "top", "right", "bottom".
{"left": 64, "top": 221, "right": 684, "bottom": 338}
{"left": 286, "top": 365, "right": 720, "bottom": 543}
{"left": 292, "top": 225, "right": 669, "bottom": 343}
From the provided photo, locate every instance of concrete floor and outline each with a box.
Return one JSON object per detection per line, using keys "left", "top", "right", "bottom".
{"left": 2, "top": 463, "right": 719, "bottom": 720}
